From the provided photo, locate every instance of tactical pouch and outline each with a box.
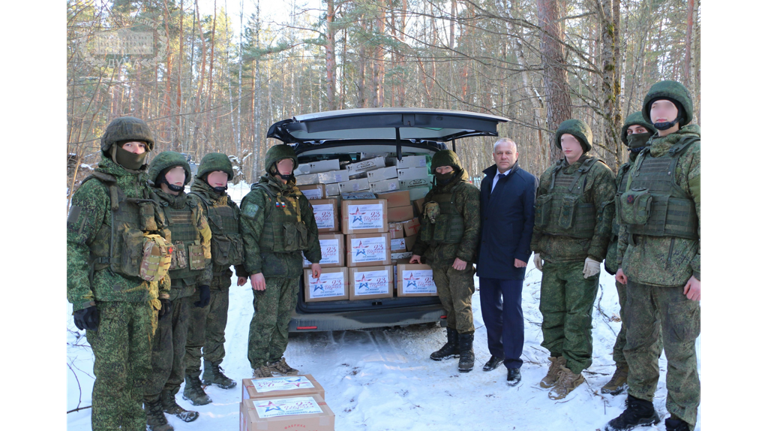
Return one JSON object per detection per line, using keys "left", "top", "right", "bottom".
{"left": 283, "top": 222, "right": 309, "bottom": 252}
{"left": 139, "top": 202, "right": 159, "bottom": 231}
{"left": 139, "top": 234, "right": 172, "bottom": 282}
{"left": 432, "top": 214, "right": 464, "bottom": 244}
{"left": 170, "top": 240, "right": 188, "bottom": 270}
{"left": 620, "top": 188, "right": 653, "bottom": 225}
{"left": 188, "top": 241, "right": 206, "bottom": 270}
{"left": 557, "top": 195, "right": 579, "bottom": 229}
{"left": 534, "top": 194, "right": 552, "bottom": 227}
{"left": 211, "top": 234, "right": 245, "bottom": 266}
{"left": 119, "top": 228, "right": 148, "bottom": 277}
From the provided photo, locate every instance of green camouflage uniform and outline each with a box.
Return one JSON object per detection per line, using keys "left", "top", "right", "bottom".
{"left": 239, "top": 146, "right": 321, "bottom": 369}
{"left": 617, "top": 81, "right": 701, "bottom": 428}
{"left": 145, "top": 152, "right": 212, "bottom": 404}
{"left": 67, "top": 117, "right": 169, "bottom": 431}
{"left": 185, "top": 153, "right": 247, "bottom": 377}
{"left": 412, "top": 150, "right": 480, "bottom": 334}
{"left": 531, "top": 119, "right": 616, "bottom": 375}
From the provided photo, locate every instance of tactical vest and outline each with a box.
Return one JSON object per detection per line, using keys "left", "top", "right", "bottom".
{"left": 611, "top": 163, "right": 632, "bottom": 237}
{"left": 535, "top": 157, "right": 601, "bottom": 239}
{"left": 252, "top": 183, "right": 311, "bottom": 253}
{"left": 190, "top": 191, "right": 244, "bottom": 267}
{"left": 85, "top": 172, "right": 171, "bottom": 281}
{"left": 419, "top": 186, "right": 464, "bottom": 244}
{"left": 619, "top": 137, "right": 699, "bottom": 240}
{"left": 159, "top": 195, "right": 206, "bottom": 284}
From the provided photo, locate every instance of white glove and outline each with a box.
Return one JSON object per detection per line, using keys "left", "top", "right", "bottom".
{"left": 583, "top": 257, "right": 601, "bottom": 279}
{"left": 534, "top": 253, "right": 543, "bottom": 271}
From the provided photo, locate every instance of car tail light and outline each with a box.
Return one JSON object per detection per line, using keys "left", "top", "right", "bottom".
{"left": 296, "top": 326, "right": 318, "bottom": 330}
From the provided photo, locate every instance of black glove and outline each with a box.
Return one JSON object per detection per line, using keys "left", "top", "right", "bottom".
{"left": 73, "top": 306, "right": 99, "bottom": 331}
{"left": 159, "top": 298, "right": 172, "bottom": 320}
{"left": 194, "top": 285, "right": 211, "bottom": 308}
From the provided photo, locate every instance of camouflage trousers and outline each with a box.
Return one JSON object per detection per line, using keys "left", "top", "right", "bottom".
{"left": 145, "top": 294, "right": 191, "bottom": 402}
{"left": 624, "top": 280, "right": 700, "bottom": 428}
{"left": 185, "top": 282, "right": 231, "bottom": 374}
{"left": 539, "top": 260, "right": 599, "bottom": 374}
{"left": 612, "top": 280, "right": 628, "bottom": 366}
{"left": 431, "top": 263, "right": 475, "bottom": 333}
{"left": 247, "top": 277, "right": 300, "bottom": 369}
{"left": 86, "top": 301, "right": 154, "bottom": 431}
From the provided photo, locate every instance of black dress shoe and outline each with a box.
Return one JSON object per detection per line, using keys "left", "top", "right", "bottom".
{"left": 483, "top": 355, "right": 504, "bottom": 371}
{"left": 506, "top": 368, "right": 521, "bottom": 387}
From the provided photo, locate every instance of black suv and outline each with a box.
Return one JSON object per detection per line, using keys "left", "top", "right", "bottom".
{"left": 266, "top": 108, "right": 510, "bottom": 332}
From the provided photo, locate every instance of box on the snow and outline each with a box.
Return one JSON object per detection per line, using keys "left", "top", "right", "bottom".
{"left": 240, "top": 393, "right": 334, "bottom": 431}
{"left": 242, "top": 374, "right": 325, "bottom": 401}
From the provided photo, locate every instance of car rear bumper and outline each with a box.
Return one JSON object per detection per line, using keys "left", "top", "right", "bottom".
{"left": 289, "top": 303, "right": 447, "bottom": 332}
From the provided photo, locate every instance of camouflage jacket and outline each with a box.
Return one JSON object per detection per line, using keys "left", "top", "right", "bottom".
{"left": 153, "top": 189, "right": 213, "bottom": 298}
{"left": 531, "top": 155, "right": 616, "bottom": 263}
{"left": 239, "top": 174, "right": 322, "bottom": 279}
{"left": 411, "top": 169, "right": 481, "bottom": 265}
{"left": 618, "top": 124, "right": 701, "bottom": 286}
{"left": 604, "top": 153, "right": 639, "bottom": 275}
{"left": 67, "top": 157, "right": 171, "bottom": 312}
{"left": 188, "top": 179, "right": 248, "bottom": 281}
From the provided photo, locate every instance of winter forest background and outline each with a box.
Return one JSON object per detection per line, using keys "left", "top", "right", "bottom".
{"left": 66, "top": 0, "right": 701, "bottom": 207}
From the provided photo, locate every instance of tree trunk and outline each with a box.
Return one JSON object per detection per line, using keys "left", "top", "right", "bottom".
{"left": 599, "top": 0, "right": 622, "bottom": 170}
{"left": 325, "top": 0, "right": 337, "bottom": 110}
{"left": 372, "top": 0, "right": 386, "bottom": 108}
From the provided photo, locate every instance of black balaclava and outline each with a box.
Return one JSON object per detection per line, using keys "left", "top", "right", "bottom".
{"left": 111, "top": 143, "right": 147, "bottom": 170}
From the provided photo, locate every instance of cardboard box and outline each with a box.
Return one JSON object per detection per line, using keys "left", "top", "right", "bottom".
{"left": 389, "top": 223, "right": 405, "bottom": 239}
{"left": 370, "top": 178, "right": 400, "bottom": 193}
{"left": 404, "top": 234, "right": 417, "bottom": 251}
{"left": 366, "top": 166, "right": 399, "bottom": 183}
{"left": 361, "top": 151, "right": 389, "bottom": 160}
{"left": 348, "top": 265, "right": 394, "bottom": 300}
{"left": 402, "top": 217, "right": 421, "bottom": 237}
{"left": 294, "top": 163, "right": 312, "bottom": 176}
{"left": 338, "top": 177, "right": 370, "bottom": 193}
{"left": 309, "top": 159, "right": 340, "bottom": 173}
{"left": 407, "top": 186, "right": 430, "bottom": 201}
{"left": 396, "top": 155, "right": 428, "bottom": 169}
{"left": 346, "top": 233, "right": 391, "bottom": 267}
{"left": 413, "top": 197, "right": 426, "bottom": 214}
{"left": 397, "top": 167, "right": 430, "bottom": 181}
{"left": 376, "top": 190, "right": 411, "bottom": 209}
{"left": 240, "top": 393, "right": 334, "bottom": 431}
{"left": 304, "top": 267, "right": 348, "bottom": 302}
{"left": 346, "top": 156, "right": 386, "bottom": 174}
{"left": 317, "top": 169, "right": 350, "bottom": 184}
{"left": 303, "top": 233, "right": 344, "bottom": 268}
{"left": 396, "top": 264, "right": 438, "bottom": 297}
{"left": 325, "top": 183, "right": 341, "bottom": 196}
{"left": 391, "top": 251, "right": 413, "bottom": 264}
{"left": 391, "top": 237, "right": 406, "bottom": 252}
{"left": 298, "top": 184, "right": 324, "bottom": 200}
{"left": 388, "top": 204, "right": 414, "bottom": 223}
{"left": 341, "top": 199, "right": 388, "bottom": 234}
{"left": 341, "top": 191, "right": 377, "bottom": 200}
{"left": 399, "top": 178, "right": 432, "bottom": 189}
{"left": 310, "top": 199, "right": 339, "bottom": 233}
{"left": 242, "top": 375, "right": 325, "bottom": 401}
{"left": 295, "top": 173, "right": 319, "bottom": 186}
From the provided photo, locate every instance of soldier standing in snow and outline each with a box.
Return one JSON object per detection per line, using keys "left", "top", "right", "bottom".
{"left": 67, "top": 117, "right": 171, "bottom": 431}
{"left": 239, "top": 144, "right": 322, "bottom": 378}
{"left": 605, "top": 80, "right": 701, "bottom": 431}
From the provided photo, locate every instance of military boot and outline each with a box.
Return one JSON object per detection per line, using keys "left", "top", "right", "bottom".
{"left": 160, "top": 390, "right": 199, "bottom": 422}
{"left": 202, "top": 360, "right": 237, "bottom": 389}
{"left": 548, "top": 365, "right": 585, "bottom": 400}
{"left": 182, "top": 373, "right": 212, "bottom": 406}
{"left": 601, "top": 363, "right": 629, "bottom": 395}
{"left": 253, "top": 364, "right": 274, "bottom": 378}
{"left": 430, "top": 327, "right": 460, "bottom": 361}
{"left": 267, "top": 357, "right": 299, "bottom": 376}
{"left": 145, "top": 399, "right": 174, "bottom": 431}
{"left": 457, "top": 331, "right": 475, "bottom": 373}
{"left": 539, "top": 356, "right": 566, "bottom": 388}
{"left": 664, "top": 416, "right": 691, "bottom": 431}
{"left": 604, "top": 395, "right": 661, "bottom": 431}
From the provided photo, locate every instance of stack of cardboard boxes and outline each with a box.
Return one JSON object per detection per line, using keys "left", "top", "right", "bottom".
{"left": 295, "top": 153, "right": 439, "bottom": 301}
{"left": 240, "top": 375, "right": 334, "bottom": 431}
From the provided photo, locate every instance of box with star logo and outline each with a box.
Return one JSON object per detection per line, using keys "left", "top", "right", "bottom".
{"left": 341, "top": 199, "right": 388, "bottom": 234}
{"left": 348, "top": 265, "right": 394, "bottom": 300}
{"left": 302, "top": 233, "right": 345, "bottom": 268}
{"left": 396, "top": 264, "right": 438, "bottom": 297}
{"left": 346, "top": 233, "right": 391, "bottom": 268}
{"left": 303, "top": 267, "right": 348, "bottom": 302}
{"left": 240, "top": 392, "right": 334, "bottom": 431}
{"left": 242, "top": 374, "right": 325, "bottom": 401}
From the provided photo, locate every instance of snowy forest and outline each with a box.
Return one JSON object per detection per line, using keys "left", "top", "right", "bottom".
{"left": 67, "top": 0, "right": 700, "bottom": 205}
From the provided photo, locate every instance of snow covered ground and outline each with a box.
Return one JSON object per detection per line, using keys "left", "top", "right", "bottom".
{"left": 66, "top": 182, "right": 702, "bottom": 430}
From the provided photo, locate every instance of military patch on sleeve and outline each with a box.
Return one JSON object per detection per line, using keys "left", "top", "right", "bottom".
{"left": 241, "top": 203, "right": 260, "bottom": 219}
{"left": 67, "top": 205, "right": 85, "bottom": 232}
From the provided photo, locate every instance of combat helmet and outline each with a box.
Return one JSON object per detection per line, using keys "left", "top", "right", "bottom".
{"left": 196, "top": 153, "right": 234, "bottom": 180}
{"left": 642, "top": 80, "right": 694, "bottom": 127}
{"left": 264, "top": 144, "right": 298, "bottom": 175}
{"left": 101, "top": 116, "right": 155, "bottom": 156}
{"left": 555, "top": 119, "right": 593, "bottom": 153}
{"left": 148, "top": 151, "right": 191, "bottom": 189}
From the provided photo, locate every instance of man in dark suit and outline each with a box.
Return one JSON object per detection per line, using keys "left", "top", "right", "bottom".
{"left": 476, "top": 138, "right": 537, "bottom": 387}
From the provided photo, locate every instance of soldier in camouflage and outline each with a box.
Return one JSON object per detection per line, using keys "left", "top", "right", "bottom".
{"left": 145, "top": 151, "right": 213, "bottom": 430}
{"left": 531, "top": 119, "right": 616, "bottom": 400}
{"left": 67, "top": 117, "right": 171, "bottom": 431}
{"left": 410, "top": 150, "right": 481, "bottom": 373}
{"left": 184, "top": 153, "right": 247, "bottom": 403}
{"left": 239, "top": 144, "right": 322, "bottom": 378}
{"left": 605, "top": 81, "right": 701, "bottom": 431}
{"left": 601, "top": 112, "right": 659, "bottom": 396}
